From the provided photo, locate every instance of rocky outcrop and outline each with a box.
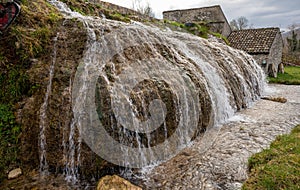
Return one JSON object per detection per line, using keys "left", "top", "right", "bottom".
{"left": 17, "top": 18, "right": 114, "bottom": 179}
{"left": 97, "top": 175, "right": 142, "bottom": 190}
{"left": 2, "top": 0, "right": 264, "bottom": 188}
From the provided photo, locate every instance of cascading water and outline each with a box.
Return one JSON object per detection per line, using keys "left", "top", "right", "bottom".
{"left": 38, "top": 33, "right": 59, "bottom": 175}
{"left": 44, "top": 0, "right": 87, "bottom": 182}
{"left": 70, "top": 13, "right": 265, "bottom": 170}
{"left": 46, "top": 0, "right": 265, "bottom": 185}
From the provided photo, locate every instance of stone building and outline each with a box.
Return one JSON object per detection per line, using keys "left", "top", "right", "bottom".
{"left": 228, "top": 28, "right": 283, "bottom": 77}
{"left": 163, "top": 5, "right": 231, "bottom": 37}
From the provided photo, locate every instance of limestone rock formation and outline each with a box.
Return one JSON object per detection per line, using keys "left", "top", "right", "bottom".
{"left": 97, "top": 175, "right": 142, "bottom": 190}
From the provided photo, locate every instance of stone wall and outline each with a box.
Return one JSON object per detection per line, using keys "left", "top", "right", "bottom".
{"left": 163, "top": 5, "right": 231, "bottom": 37}
{"left": 268, "top": 32, "right": 283, "bottom": 76}
{"left": 251, "top": 32, "right": 283, "bottom": 77}
{"left": 251, "top": 54, "right": 269, "bottom": 75}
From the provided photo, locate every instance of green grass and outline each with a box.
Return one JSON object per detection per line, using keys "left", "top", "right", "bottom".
{"left": 0, "top": 0, "right": 63, "bottom": 182}
{"left": 242, "top": 125, "right": 300, "bottom": 190}
{"left": 268, "top": 66, "right": 300, "bottom": 85}
{"left": 163, "top": 19, "right": 212, "bottom": 39}
{"left": 0, "top": 104, "right": 21, "bottom": 182}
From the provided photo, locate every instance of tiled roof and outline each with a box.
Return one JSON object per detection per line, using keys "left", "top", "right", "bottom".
{"left": 228, "top": 28, "right": 280, "bottom": 54}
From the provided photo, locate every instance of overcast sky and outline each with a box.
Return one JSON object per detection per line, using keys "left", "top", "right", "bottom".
{"left": 102, "top": 0, "right": 300, "bottom": 30}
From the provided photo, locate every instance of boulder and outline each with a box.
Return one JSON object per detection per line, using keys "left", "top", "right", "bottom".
{"left": 8, "top": 168, "right": 22, "bottom": 179}
{"left": 97, "top": 175, "right": 142, "bottom": 190}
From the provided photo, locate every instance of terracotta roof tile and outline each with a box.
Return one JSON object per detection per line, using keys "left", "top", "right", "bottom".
{"left": 228, "top": 28, "right": 280, "bottom": 54}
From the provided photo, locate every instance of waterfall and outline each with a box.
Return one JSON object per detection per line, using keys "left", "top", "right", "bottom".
{"left": 38, "top": 33, "right": 59, "bottom": 175}
{"left": 71, "top": 21, "right": 265, "bottom": 169}
{"left": 48, "top": 0, "right": 265, "bottom": 182}
{"left": 47, "top": 0, "right": 98, "bottom": 182}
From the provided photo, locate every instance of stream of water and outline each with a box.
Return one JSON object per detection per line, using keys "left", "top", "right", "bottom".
{"left": 38, "top": 32, "right": 59, "bottom": 175}
{"left": 38, "top": 0, "right": 274, "bottom": 188}
{"left": 1, "top": 1, "right": 295, "bottom": 189}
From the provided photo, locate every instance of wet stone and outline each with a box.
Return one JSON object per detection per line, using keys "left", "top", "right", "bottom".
{"left": 142, "top": 84, "right": 300, "bottom": 190}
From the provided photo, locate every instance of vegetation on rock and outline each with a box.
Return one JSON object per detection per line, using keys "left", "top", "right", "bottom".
{"left": 60, "top": 0, "right": 144, "bottom": 23}
{"left": 0, "top": 105, "right": 21, "bottom": 181}
{"left": 0, "top": 0, "right": 63, "bottom": 182}
{"left": 162, "top": 19, "right": 228, "bottom": 42}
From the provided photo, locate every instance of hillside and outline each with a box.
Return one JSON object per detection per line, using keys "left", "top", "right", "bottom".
{"left": 282, "top": 27, "right": 300, "bottom": 52}
{"left": 282, "top": 27, "right": 300, "bottom": 65}
{"left": 282, "top": 27, "right": 300, "bottom": 40}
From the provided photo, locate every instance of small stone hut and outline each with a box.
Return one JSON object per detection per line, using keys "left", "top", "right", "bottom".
{"left": 228, "top": 28, "right": 283, "bottom": 77}
{"left": 163, "top": 5, "right": 231, "bottom": 37}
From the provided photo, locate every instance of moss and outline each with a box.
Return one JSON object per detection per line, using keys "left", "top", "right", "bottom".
{"left": 163, "top": 19, "right": 210, "bottom": 39}
{"left": 69, "top": 5, "right": 86, "bottom": 15}
{"left": 0, "top": 0, "right": 64, "bottom": 183}
{"left": 0, "top": 104, "right": 21, "bottom": 182}
{"left": 210, "top": 32, "right": 230, "bottom": 45}
{"left": 107, "top": 13, "right": 131, "bottom": 23}
{"left": 59, "top": 0, "right": 136, "bottom": 23}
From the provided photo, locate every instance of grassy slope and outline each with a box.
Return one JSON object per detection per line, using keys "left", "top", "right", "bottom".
{"left": 268, "top": 66, "right": 300, "bottom": 85}
{"left": 0, "top": 0, "right": 63, "bottom": 182}
{"left": 243, "top": 125, "right": 300, "bottom": 190}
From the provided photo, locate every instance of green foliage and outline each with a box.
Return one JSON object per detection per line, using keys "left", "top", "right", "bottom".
{"left": 60, "top": 0, "right": 134, "bottom": 23}
{"left": 106, "top": 13, "right": 131, "bottom": 23}
{"left": 0, "top": 0, "right": 63, "bottom": 181}
{"left": 0, "top": 104, "right": 21, "bottom": 182}
{"left": 69, "top": 5, "right": 86, "bottom": 15}
{"left": 163, "top": 20, "right": 184, "bottom": 27}
{"left": 268, "top": 66, "right": 300, "bottom": 85}
{"left": 210, "top": 32, "right": 230, "bottom": 45}
{"left": 243, "top": 125, "right": 300, "bottom": 190}
{"left": 48, "top": 12, "right": 62, "bottom": 23}
{"left": 0, "top": 67, "right": 31, "bottom": 104}
{"left": 163, "top": 19, "right": 210, "bottom": 39}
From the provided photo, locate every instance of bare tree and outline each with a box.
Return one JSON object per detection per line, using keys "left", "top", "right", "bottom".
{"left": 288, "top": 23, "right": 300, "bottom": 31}
{"left": 131, "top": 0, "right": 155, "bottom": 17}
{"left": 230, "top": 19, "right": 238, "bottom": 31}
{"left": 230, "top": 16, "right": 249, "bottom": 30}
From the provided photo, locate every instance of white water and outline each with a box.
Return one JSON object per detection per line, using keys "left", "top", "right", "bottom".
{"left": 71, "top": 20, "right": 265, "bottom": 169}
{"left": 38, "top": 33, "right": 59, "bottom": 175}
{"left": 47, "top": 0, "right": 265, "bottom": 184}
{"left": 42, "top": 0, "right": 88, "bottom": 182}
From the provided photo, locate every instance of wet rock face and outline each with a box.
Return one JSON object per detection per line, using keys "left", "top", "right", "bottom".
{"left": 17, "top": 9, "right": 265, "bottom": 183}
{"left": 96, "top": 77, "right": 179, "bottom": 148}
{"left": 71, "top": 18, "right": 264, "bottom": 170}
{"left": 18, "top": 19, "right": 91, "bottom": 172}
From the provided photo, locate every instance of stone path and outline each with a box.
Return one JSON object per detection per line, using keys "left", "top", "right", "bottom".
{"left": 143, "top": 84, "right": 300, "bottom": 190}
